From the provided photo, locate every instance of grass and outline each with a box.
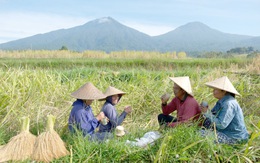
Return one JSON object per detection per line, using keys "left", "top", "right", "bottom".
{"left": 0, "top": 57, "right": 253, "bottom": 71}
{"left": 0, "top": 51, "right": 259, "bottom": 162}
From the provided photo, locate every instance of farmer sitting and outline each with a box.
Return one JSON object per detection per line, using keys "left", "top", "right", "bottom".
{"left": 158, "top": 76, "right": 201, "bottom": 128}
{"left": 200, "top": 76, "right": 249, "bottom": 144}
{"left": 68, "top": 82, "right": 112, "bottom": 141}
{"left": 98, "top": 86, "right": 132, "bottom": 133}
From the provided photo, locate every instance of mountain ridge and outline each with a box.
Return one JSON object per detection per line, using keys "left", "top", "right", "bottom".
{"left": 0, "top": 17, "right": 259, "bottom": 53}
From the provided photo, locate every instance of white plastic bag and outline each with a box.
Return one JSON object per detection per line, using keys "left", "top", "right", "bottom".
{"left": 126, "top": 131, "right": 161, "bottom": 147}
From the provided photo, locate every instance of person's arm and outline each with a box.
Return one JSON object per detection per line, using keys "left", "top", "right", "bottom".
{"left": 103, "top": 104, "right": 118, "bottom": 129}
{"left": 210, "top": 103, "right": 235, "bottom": 130}
{"left": 116, "top": 111, "right": 127, "bottom": 125}
{"left": 162, "top": 98, "right": 177, "bottom": 115}
{"left": 117, "top": 105, "right": 132, "bottom": 126}
{"left": 74, "top": 110, "right": 99, "bottom": 136}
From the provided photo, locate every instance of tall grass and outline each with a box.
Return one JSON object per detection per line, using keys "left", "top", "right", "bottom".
{"left": 0, "top": 58, "right": 253, "bottom": 75}
{"left": 0, "top": 50, "right": 177, "bottom": 59}
{"left": 0, "top": 51, "right": 259, "bottom": 162}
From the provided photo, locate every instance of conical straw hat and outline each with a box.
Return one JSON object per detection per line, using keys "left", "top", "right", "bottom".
{"left": 71, "top": 82, "right": 106, "bottom": 100}
{"left": 205, "top": 76, "right": 240, "bottom": 96}
{"left": 104, "top": 86, "right": 126, "bottom": 97}
{"left": 169, "top": 76, "right": 193, "bottom": 96}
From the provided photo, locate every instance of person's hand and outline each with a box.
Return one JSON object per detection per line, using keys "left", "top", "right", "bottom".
{"left": 161, "top": 93, "right": 170, "bottom": 104}
{"left": 200, "top": 101, "right": 208, "bottom": 113}
{"left": 101, "top": 116, "right": 109, "bottom": 125}
{"left": 124, "top": 105, "right": 132, "bottom": 113}
{"left": 200, "top": 106, "right": 208, "bottom": 113}
{"left": 103, "top": 116, "right": 110, "bottom": 123}
{"left": 96, "top": 111, "right": 105, "bottom": 121}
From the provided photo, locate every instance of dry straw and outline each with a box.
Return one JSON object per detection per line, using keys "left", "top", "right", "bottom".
{"left": 31, "top": 114, "right": 69, "bottom": 162}
{"left": 0, "top": 117, "right": 36, "bottom": 162}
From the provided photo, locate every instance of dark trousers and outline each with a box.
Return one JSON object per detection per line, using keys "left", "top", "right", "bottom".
{"left": 158, "top": 114, "right": 177, "bottom": 126}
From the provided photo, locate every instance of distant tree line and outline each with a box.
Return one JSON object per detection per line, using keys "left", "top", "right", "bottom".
{"left": 196, "top": 46, "right": 259, "bottom": 58}
{"left": 227, "top": 46, "right": 255, "bottom": 54}
{"left": 197, "top": 51, "right": 234, "bottom": 58}
{"left": 57, "top": 45, "right": 259, "bottom": 59}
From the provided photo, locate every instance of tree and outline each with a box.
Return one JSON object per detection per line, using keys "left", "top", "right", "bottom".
{"left": 177, "top": 51, "right": 187, "bottom": 58}
{"left": 59, "top": 46, "right": 68, "bottom": 51}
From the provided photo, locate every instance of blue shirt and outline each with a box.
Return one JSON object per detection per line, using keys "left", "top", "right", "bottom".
{"left": 206, "top": 94, "right": 249, "bottom": 141}
{"left": 68, "top": 99, "right": 99, "bottom": 137}
{"left": 99, "top": 101, "right": 127, "bottom": 132}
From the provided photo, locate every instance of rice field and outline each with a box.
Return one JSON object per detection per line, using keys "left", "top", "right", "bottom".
{"left": 0, "top": 50, "right": 259, "bottom": 162}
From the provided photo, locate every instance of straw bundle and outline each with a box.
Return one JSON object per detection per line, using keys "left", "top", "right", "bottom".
{"left": 0, "top": 117, "right": 36, "bottom": 162}
{"left": 31, "top": 114, "right": 69, "bottom": 162}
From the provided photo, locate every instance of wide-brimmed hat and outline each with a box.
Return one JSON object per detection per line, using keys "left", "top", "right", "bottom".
{"left": 169, "top": 76, "right": 193, "bottom": 96}
{"left": 115, "top": 126, "right": 125, "bottom": 137}
{"left": 205, "top": 76, "right": 240, "bottom": 96}
{"left": 101, "top": 86, "right": 126, "bottom": 100}
{"left": 71, "top": 82, "right": 106, "bottom": 100}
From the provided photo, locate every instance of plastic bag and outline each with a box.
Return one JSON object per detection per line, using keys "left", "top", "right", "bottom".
{"left": 126, "top": 131, "right": 161, "bottom": 147}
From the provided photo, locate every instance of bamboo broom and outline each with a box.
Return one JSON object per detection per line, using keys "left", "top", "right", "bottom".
{"left": 0, "top": 116, "right": 36, "bottom": 162}
{"left": 31, "top": 114, "right": 69, "bottom": 162}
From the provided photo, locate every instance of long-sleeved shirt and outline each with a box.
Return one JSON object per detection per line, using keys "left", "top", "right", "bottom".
{"left": 162, "top": 95, "right": 201, "bottom": 127}
{"left": 99, "top": 101, "right": 127, "bottom": 132}
{"left": 205, "top": 94, "right": 249, "bottom": 140}
{"left": 68, "top": 99, "right": 99, "bottom": 137}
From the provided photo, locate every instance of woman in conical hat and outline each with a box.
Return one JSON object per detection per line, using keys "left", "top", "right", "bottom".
{"left": 201, "top": 76, "right": 249, "bottom": 144}
{"left": 158, "top": 76, "right": 201, "bottom": 128}
{"left": 68, "top": 82, "right": 111, "bottom": 140}
{"left": 98, "top": 86, "right": 132, "bottom": 133}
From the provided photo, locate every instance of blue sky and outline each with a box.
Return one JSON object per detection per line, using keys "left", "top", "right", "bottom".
{"left": 0, "top": 0, "right": 259, "bottom": 43}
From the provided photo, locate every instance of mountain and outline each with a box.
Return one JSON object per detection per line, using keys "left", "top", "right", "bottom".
{"left": 238, "top": 36, "right": 260, "bottom": 48}
{"left": 153, "top": 22, "right": 253, "bottom": 52}
{"left": 0, "top": 17, "right": 259, "bottom": 53}
{"left": 0, "top": 17, "right": 156, "bottom": 52}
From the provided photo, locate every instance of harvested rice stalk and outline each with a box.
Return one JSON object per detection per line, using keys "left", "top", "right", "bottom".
{"left": 32, "top": 114, "right": 69, "bottom": 162}
{"left": 0, "top": 117, "right": 36, "bottom": 162}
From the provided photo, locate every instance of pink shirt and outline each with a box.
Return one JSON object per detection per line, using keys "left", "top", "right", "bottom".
{"left": 162, "top": 95, "right": 201, "bottom": 127}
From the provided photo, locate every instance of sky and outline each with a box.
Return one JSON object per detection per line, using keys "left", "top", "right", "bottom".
{"left": 0, "top": 0, "right": 260, "bottom": 43}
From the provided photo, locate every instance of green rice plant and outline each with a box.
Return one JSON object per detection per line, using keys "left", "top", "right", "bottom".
{"left": 0, "top": 53, "right": 259, "bottom": 162}
{"left": 243, "top": 118, "right": 260, "bottom": 161}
